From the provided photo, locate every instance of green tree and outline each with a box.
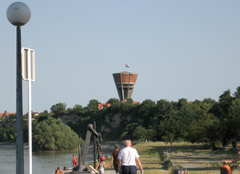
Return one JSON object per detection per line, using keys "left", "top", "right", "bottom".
{"left": 229, "top": 98, "right": 240, "bottom": 120}
{"left": 8, "top": 114, "right": 16, "bottom": 120}
{"left": 227, "top": 98, "right": 240, "bottom": 141}
{"left": 205, "top": 120, "right": 222, "bottom": 150}
{"left": 132, "top": 126, "right": 155, "bottom": 141}
{"left": 187, "top": 113, "right": 217, "bottom": 143}
{"left": 121, "top": 123, "right": 138, "bottom": 140}
{"left": 37, "top": 110, "right": 51, "bottom": 122}
{"left": 126, "top": 98, "right": 133, "bottom": 103}
{"left": 71, "top": 104, "right": 83, "bottom": 115}
{"left": 0, "top": 128, "right": 8, "bottom": 142}
{"left": 211, "top": 90, "right": 233, "bottom": 120}
{"left": 132, "top": 126, "right": 147, "bottom": 140}
{"left": 234, "top": 86, "right": 240, "bottom": 99}
{"left": 33, "top": 117, "right": 79, "bottom": 151}
{"left": 209, "top": 90, "right": 234, "bottom": 146}
{"left": 107, "top": 98, "right": 120, "bottom": 104}
{"left": 50, "top": 103, "right": 66, "bottom": 116}
{"left": 87, "top": 99, "right": 100, "bottom": 110}
{"left": 134, "top": 99, "right": 156, "bottom": 128}
{"left": 155, "top": 112, "right": 179, "bottom": 142}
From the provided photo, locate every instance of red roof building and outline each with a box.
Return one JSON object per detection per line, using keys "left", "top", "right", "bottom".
{"left": 0, "top": 112, "right": 16, "bottom": 118}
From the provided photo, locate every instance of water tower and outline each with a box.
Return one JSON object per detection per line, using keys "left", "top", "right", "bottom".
{"left": 112, "top": 71, "right": 138, "bottom": 102}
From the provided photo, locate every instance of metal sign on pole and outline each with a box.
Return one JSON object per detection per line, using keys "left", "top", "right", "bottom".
{"left": 22, "top": 48, "right": 35, "bottom": 81}
{"left": 21, "top": 47, "right": 35, "bottom": 174}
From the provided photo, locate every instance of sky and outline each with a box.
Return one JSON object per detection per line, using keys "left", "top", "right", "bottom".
{"left": 1, "top": 0, "right": 240, "bottom": 113}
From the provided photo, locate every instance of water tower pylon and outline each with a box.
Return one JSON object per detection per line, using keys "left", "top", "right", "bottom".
{"left": 112, "top": 71, "right": 138, "bottom": 102}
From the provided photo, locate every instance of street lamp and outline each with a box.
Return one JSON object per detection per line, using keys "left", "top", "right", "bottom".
{"left": 7, "top": 2, "right": 31, "bottom": 174}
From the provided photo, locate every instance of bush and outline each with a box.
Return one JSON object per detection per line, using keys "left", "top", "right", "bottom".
{"left": 170, "top": 165, "right": 183, "bottom": 174}
{"left": 162, "top": 159, "right": 172, "bottom": 169}
{"left": 160, "top": 151, "right": 167, "bottom": 161}
{"left": 33, "top": 117, "right": 79, "bottom": 151}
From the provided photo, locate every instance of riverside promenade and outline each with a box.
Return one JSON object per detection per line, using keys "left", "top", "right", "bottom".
{"left": 60, "top": 169, "right": 115, "bottom": 174}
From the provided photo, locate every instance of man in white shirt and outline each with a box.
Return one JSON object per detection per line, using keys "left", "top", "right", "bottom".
{"left": 118, "top": 140, "right": 144, "bottom": 174}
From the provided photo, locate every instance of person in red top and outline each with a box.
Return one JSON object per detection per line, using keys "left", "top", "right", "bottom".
{"left": 72, "top": 153, "right": 78, "bottom": 167}
{"left": 111, "top": 144, "right": 120, "bottom": 174}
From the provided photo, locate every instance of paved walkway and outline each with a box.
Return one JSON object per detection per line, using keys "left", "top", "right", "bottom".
{"left": 101, "top": 170, "right": 115, "bottom": 174}
{"left": 62, "top": 169, "right": 116, "bottom": 174}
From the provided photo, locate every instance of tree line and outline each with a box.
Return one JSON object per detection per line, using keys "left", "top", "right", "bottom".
{"left": 1, "top": 86, "right": 240, "bottom": 151}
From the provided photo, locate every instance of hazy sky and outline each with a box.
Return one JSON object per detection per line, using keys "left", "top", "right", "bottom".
{"left": 1, "top": 0, "right": 240, "bottom": 113}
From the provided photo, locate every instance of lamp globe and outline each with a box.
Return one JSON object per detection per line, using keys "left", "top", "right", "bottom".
{"left": 7, "top": 2, "right": 31, "bottom": 26}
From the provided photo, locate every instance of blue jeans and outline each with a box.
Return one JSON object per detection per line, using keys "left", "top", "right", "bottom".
{"left": 114, "top": 163, "right": 119, "bottom": 173}
{"left": 121, "top": 165, "right": 137, "bottom": 174}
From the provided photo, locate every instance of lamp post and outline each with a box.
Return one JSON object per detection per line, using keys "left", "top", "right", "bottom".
{"left": 7, "top": 2, "right": 31, "bottom": 174}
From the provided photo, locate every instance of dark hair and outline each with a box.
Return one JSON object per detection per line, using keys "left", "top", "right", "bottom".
{"left": 114, "top": 144, "right": 120, "bottom": 149}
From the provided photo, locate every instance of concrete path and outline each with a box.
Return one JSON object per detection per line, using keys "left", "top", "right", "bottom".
{"left": 102, "top": 170, "right": 115, "bottom": 174}
{"left": 62, "top": 169, "right": 116, "bottom": 174}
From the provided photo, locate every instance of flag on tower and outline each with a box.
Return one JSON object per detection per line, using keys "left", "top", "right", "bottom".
{"left": 125, "top": 64, "right": 130, "bottom": 68}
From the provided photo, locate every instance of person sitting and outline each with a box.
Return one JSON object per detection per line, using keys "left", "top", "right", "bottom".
{"left": 225, "top": 146, "right": 240, "bottom": 164}
{"left": 55, "top": 166, "right": 63, "bottom": 174}
{"left": 223, "top": 145, "right": 240, "bottom": 174}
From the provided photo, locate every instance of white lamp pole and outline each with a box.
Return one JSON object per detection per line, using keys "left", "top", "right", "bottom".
{"left": 7, "top": 2, "right": 31, "bottom": 174}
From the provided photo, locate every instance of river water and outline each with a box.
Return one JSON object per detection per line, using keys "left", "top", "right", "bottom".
{"left": 0, "top": 143, "right": 119, "bottom": 174}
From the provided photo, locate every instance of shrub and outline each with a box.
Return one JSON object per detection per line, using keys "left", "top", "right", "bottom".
{"left": 33, "top": 117, "right": 79, "bottom": 151}
{"left": 162, "top": 159, "right": 172, "bottom": 169}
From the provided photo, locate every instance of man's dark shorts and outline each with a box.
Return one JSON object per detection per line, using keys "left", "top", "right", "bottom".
{"left": 121, "top": 165, "right": 137, "bottom": 174}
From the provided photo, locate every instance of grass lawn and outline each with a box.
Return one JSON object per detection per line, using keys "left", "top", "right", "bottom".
{"left": 134, "top": 142, "right": 171, "bottom": 174}
{"left": 132, "top": 141, "right": 237, "bottom": 174}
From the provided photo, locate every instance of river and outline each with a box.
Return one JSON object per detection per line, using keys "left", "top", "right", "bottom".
{"left": 0, "top": 143, "right": 120, "bottom": 174}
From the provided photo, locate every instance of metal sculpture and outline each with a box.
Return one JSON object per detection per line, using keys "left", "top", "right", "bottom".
{"left": 72, "top": 123, "right": 103, "bottom": 174}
